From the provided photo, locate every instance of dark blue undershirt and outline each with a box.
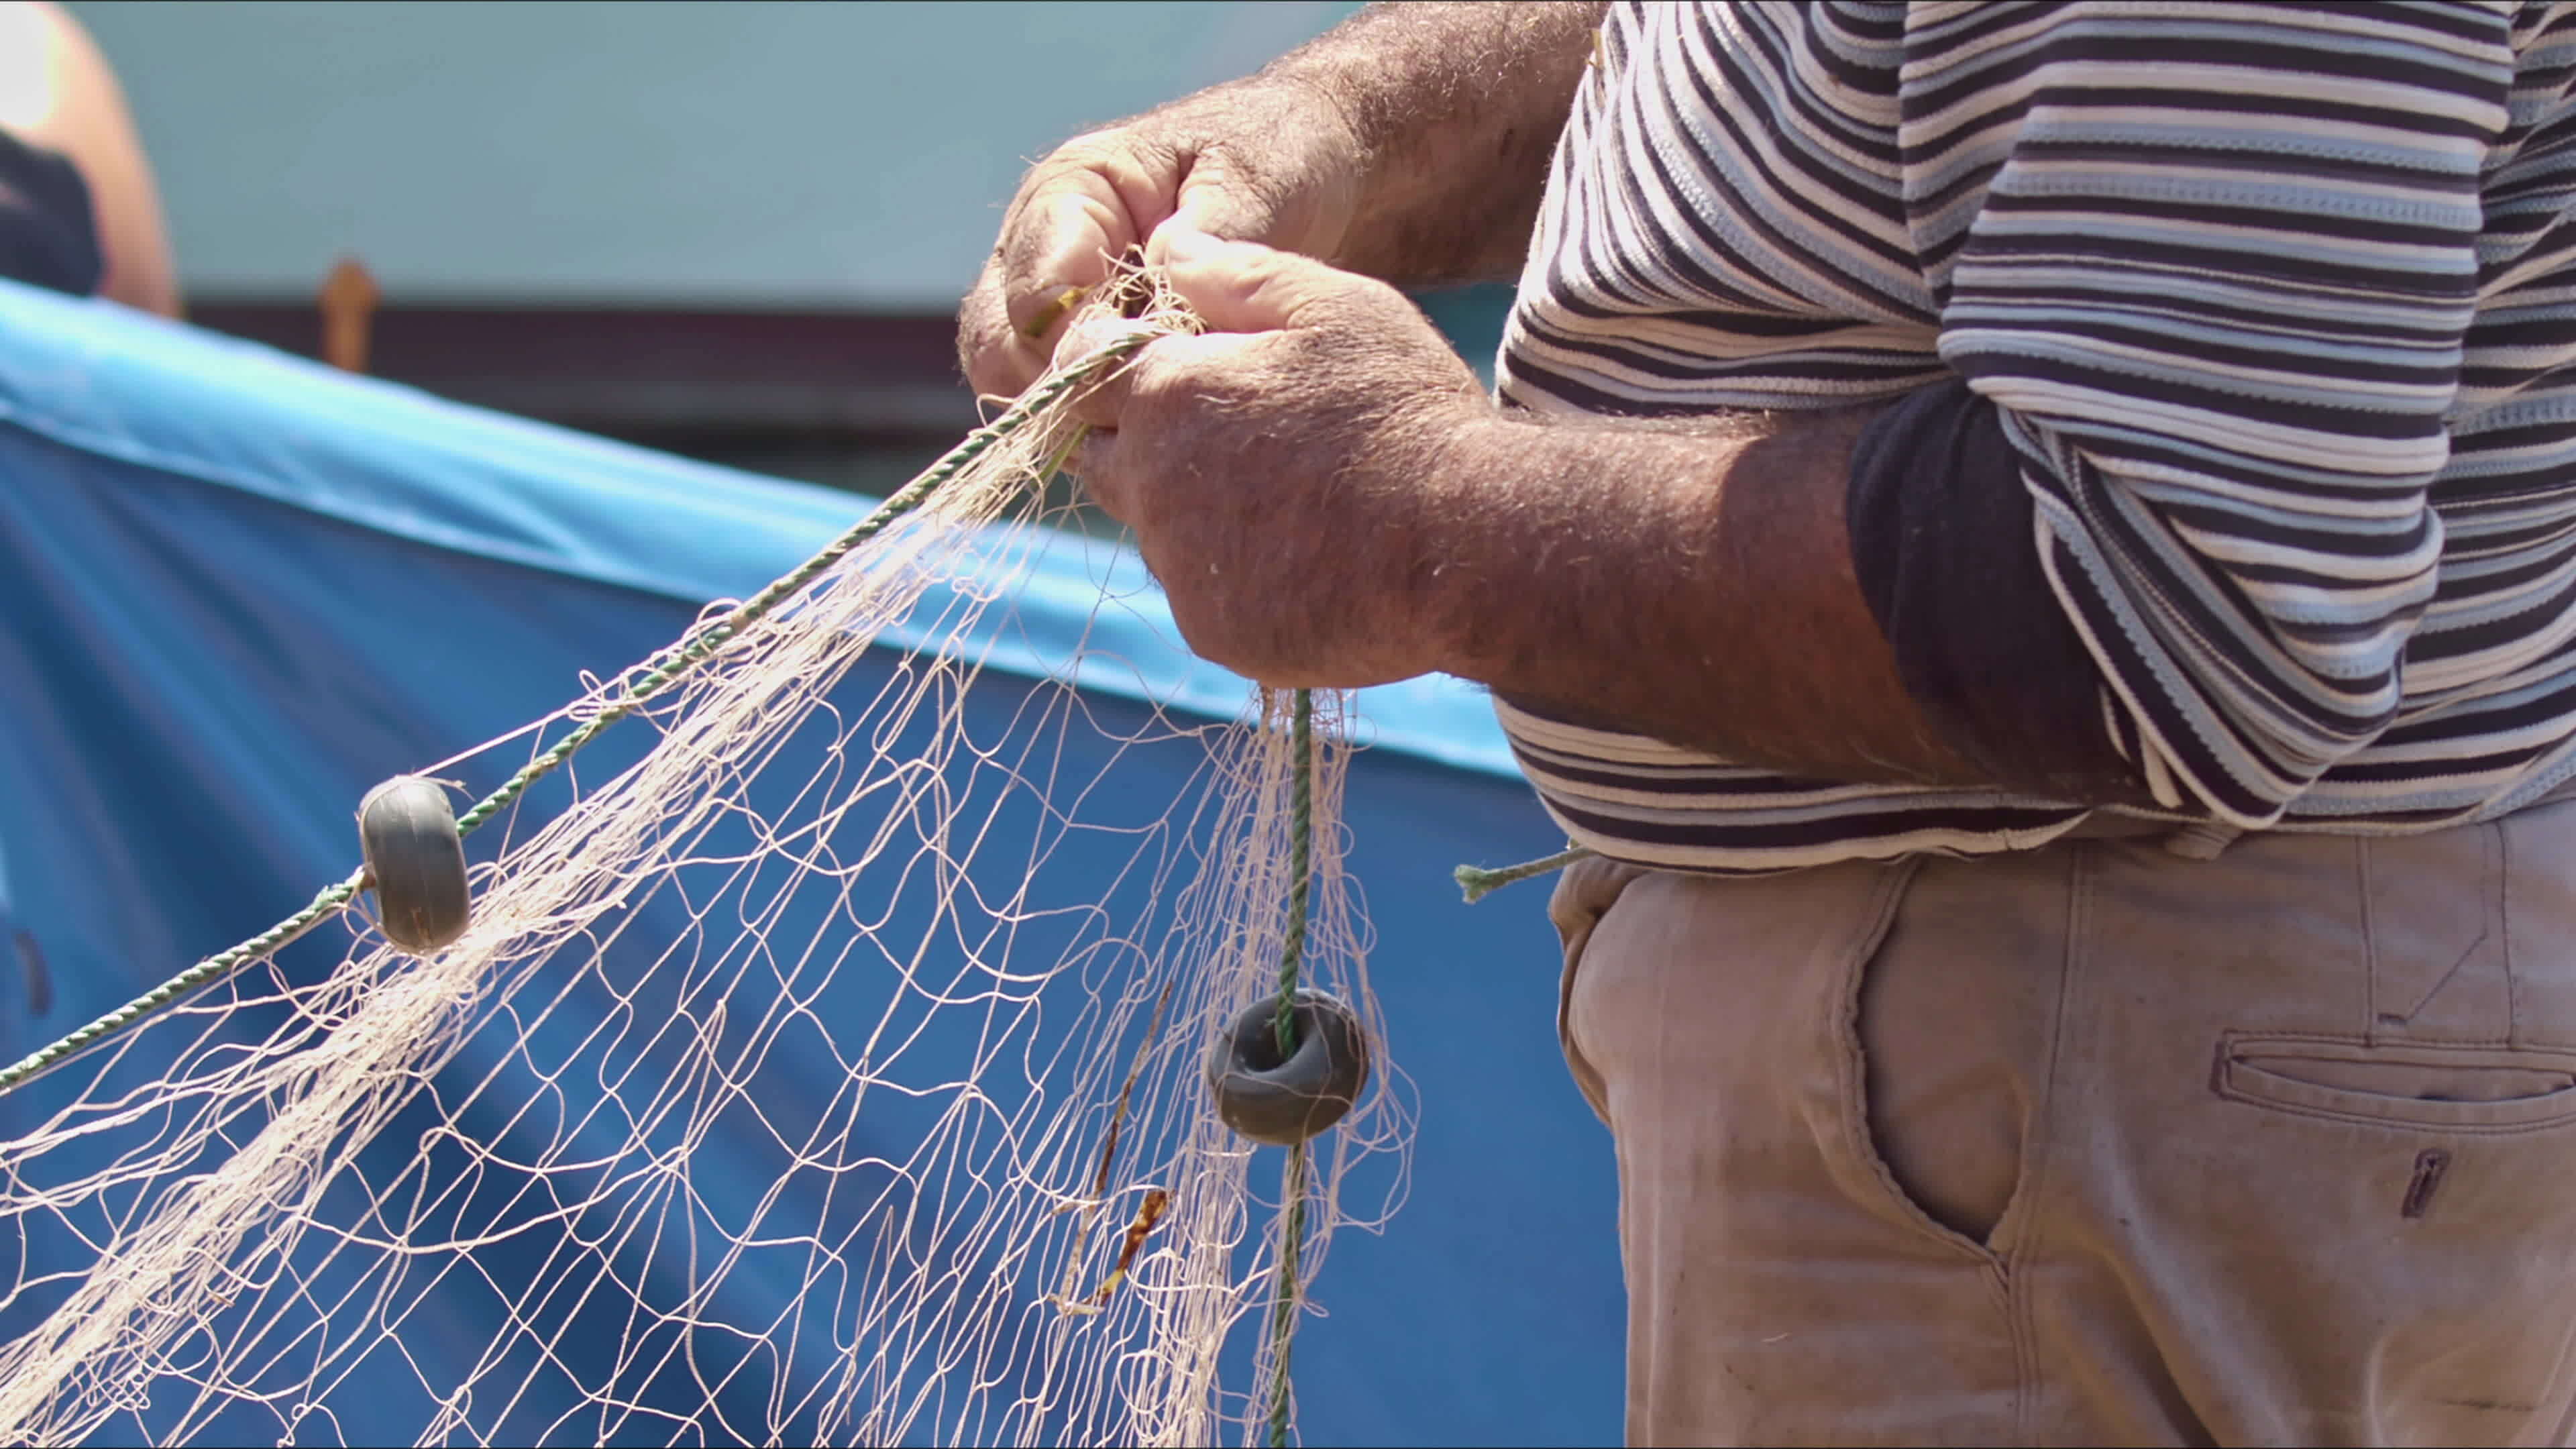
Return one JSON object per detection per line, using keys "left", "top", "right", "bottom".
{"left": 1847, "top": 380, "right": 2146, "bottom": 805}
{"left": 0, "top": 126, "right": 102, "bottom": 298}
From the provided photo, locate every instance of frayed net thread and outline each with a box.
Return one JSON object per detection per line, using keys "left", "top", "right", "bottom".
{"left": 0, "top": 272, "right": 1406, "bottom": 1449}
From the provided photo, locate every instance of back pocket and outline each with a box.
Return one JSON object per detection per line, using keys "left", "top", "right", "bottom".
{"left": 2216, "top": 1032, "right": 2576, "bottom": 1131}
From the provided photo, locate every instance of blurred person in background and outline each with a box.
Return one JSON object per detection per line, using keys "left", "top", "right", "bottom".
{"left": 964, "top": 2, "right": 2576, "bottom": 1444}
{"left": 0, "top": 0, "right": 177, "bottom": 315}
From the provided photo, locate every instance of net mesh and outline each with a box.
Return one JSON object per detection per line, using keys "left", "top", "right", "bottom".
{"left": 0, "top": 301, "right": 1407, "bottom": 1446}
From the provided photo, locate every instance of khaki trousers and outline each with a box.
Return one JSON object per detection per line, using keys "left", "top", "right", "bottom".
{"left": 1552, "top": 796, "right": 2576, "bottom": 1446}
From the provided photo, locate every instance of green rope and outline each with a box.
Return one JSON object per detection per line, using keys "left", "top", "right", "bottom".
{"left": 1271, "top": 691, "right": 1315, "bottom": 1057}
{"left": 0, "top": 333, "right": 1149, "bottom": 1102}
{"left": 0, "top": 871, "right": 370, "bottom": 1097}
{"left": 1261, "top": 686, "right": 1318, "bottom": 1448}
{"left": 1452, "top": 845, "right": 1594, "bottom": 904}
{"left": 1267, "top": 1138, "right": 1309, "bottom": 1449}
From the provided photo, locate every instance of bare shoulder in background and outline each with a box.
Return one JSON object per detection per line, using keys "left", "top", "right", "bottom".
{"left": 0, "top": 0, "right": 178, "bottom": 316}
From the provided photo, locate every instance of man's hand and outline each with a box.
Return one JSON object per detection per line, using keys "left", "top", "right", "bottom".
{"left": 957, "top": 86, "right": 1365, "bottom": 402}
{"left": 1063, "top": 231, "right": 1489, "bottom": 688}
{"left": 959, "top": 3, "right": 1605, "bottom": 402}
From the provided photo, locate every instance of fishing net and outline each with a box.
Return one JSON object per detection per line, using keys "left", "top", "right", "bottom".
{"left": 0, "top": 288, "right": 1409, "bottom": 1446}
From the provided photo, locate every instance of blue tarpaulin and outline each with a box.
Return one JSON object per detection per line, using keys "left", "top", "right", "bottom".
{"left": 0, "top": 278, "right": 1623, "bottom": 1446}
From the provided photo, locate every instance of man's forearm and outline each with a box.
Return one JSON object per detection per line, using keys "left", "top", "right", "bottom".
{"left": 1418, "top": 407, "right": 1988, "bottom": 787}
{"left": 1260, "top": 2, "right": 1604, "bottom": 284}
{"left": 1065, "top": 235, "right": 2013, "bottom": 792}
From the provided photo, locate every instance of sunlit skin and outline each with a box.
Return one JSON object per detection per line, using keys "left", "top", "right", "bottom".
{"left": 0, "top": 2, "right": 180, "bottom": 317}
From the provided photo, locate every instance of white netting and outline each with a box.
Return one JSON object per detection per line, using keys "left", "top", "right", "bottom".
{"left": 0, "top": 302, "right": 1407, "bottom": 1446}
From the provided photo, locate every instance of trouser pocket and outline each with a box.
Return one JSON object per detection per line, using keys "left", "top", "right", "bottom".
{"left": 1549, "top": 853, "right": 1650, "bottom": 1125}
{"left": 1851, "top": 846, "right": 2073, "bottom": 1250}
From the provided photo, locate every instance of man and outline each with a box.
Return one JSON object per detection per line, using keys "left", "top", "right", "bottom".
{"left": 961, "top": 3, "right": 2576, "bottom": 1443}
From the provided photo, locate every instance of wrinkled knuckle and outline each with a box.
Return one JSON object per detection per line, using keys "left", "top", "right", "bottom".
{"left": 1031, "top": 131, "right": 1123, "bottom": 187}
{"left": 1046, "top": 129, "right": 1179, "bottom": 198}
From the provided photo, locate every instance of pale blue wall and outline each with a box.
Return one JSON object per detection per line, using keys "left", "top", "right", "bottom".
{"left": 68, "top": 1, "right": 1359, "bottom": 307}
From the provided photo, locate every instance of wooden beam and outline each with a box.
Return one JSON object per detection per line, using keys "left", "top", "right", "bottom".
{"left": 317, "top": 258, "right": 380, "bottom": 373}
{"left": 184, "top": 301, "right": 979, "bottom": 435}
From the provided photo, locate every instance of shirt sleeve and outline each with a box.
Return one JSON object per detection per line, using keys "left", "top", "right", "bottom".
{"left": 1898, "top": 2, "right": 2516, "bottom": 826}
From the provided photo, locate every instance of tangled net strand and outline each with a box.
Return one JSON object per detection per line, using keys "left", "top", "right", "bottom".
{"left": 0, "top": 278, "right": 1411, "bottom": 1448}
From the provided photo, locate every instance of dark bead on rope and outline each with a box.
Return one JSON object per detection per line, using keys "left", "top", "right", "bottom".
{"left": 1208, "top": 988, "right": 1370, "bottom": 1147}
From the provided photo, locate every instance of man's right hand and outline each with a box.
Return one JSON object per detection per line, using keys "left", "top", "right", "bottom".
{"left": 956, "top": 83, "right": 1366, "bottom": 402}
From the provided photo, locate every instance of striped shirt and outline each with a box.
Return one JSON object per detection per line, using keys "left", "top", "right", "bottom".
{"left": 1492, "top": 0, "right": 2576, "bottom": 873}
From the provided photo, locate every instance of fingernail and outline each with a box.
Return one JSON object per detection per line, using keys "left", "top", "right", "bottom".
{"left": 1020, "top": 284, "right": 1087, "bottom": 340}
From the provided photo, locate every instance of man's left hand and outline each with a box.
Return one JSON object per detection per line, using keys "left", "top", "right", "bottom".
{"left": 1061, "top": 229, "right": 1492, "bottom": 689}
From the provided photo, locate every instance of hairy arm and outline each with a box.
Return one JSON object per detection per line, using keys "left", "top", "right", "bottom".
{"left": 1069, "top": 234, "right": 1988, "bottom": 791}
{"left": 961, "top": 2, "right": 1601, "bottom": 398}
{"left": 1070, "top": 6, "right": 2527, "bottom": 823}
{"left": 1427, "top": 410, "right": 1982, "bottom": 786}
{"left": 1256, "top": 1, "right": 1605, "bottom": 284}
